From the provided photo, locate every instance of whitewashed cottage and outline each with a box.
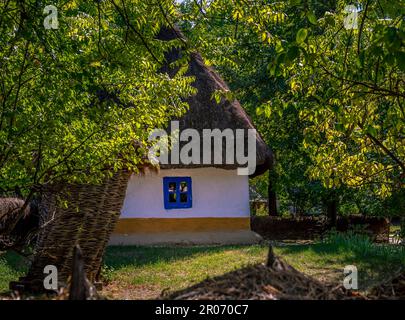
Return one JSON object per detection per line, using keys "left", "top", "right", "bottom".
{"left": 110, "top": 27, "right": 272, "bottom": 245}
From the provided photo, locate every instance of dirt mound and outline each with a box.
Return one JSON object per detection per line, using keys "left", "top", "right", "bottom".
{"left": 368, "top": 272, "right": 405, "bottom": 299}
{"left": 163, "top": 247, "right": 360, "bottom": 300}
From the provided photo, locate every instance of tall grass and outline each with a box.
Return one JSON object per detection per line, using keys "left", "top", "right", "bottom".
{"left": 323, "top": 229, "right": 405, "bottom": 265}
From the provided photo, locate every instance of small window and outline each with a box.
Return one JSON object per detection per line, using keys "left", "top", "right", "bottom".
{"left": 163, "top": 177, "right": 192, "bottom": 209}
{"left": 168, "top": 182, "right": 177, "bottom": 202}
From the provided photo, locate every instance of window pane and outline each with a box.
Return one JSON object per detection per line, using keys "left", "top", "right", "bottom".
{"left": 180, "top": 181, "right": 188, "bottom": 193}
{"left": 180, "top": 193, "right": 188, "bottom": 203}
{"left": 180, "top": 181, "right": 188, "bottom": 203}
{"left": 168, "top": 182, "right": 177, "bottom": 203}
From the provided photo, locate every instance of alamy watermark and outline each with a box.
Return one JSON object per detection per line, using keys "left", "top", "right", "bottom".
{"left": 43, "top": 5, "right": 59, "bottom": 29}
{"left": 147, "top": 121, "right": 257, "bottom": 176}
{"left": 343, "top": 265, "right": 358, "bottom": 290}
{"left": 343, "top": 5, "right": 361, "bottom": 30}
{"left": 42, "top": 4, "right": 360, "bottom": 31}
{"left": 43, "top": 264, "right": 58, "bottom": 290}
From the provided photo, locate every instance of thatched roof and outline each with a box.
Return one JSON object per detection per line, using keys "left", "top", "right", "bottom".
{"left": 157, "top": 27, "right": 273, "bottom": 177}
{"left": 0, "top": 198, "right": 38, "bottom": 249}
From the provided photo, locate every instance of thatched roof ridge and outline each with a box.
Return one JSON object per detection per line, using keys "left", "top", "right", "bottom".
{"left": 157, "top": 26, "right": 273, "bottom": 177}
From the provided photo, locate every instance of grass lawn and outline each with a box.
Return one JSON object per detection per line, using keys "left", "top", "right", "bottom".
{"left": 1, "top": 237, "right": 404, "bottom": 299}
{"left": 100, "top": 242, "right": 404, "bottom": 299}
{"left": 0, "top": 251, "right": 30, "bottom": 295}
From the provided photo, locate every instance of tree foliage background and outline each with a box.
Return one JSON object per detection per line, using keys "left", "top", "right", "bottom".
{"left": 179, "top": 0, "right": 404, "bottom": 217}
{"left": 0, "top": 0, "right": 194, "bottom": 201}
{"left": 0, "top": 0, "right": 404, "bottom": 218}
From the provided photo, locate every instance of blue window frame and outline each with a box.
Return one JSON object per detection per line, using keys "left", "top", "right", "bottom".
{"left": 163, "top": 177, "right": 192, "bottom": 209}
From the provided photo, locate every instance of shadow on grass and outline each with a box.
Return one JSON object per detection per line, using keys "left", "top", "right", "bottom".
{"left": 103, "top": 244, "right": 264, "bottom": 269}
{"left": 275, "top": 242, "right": 405, "bottom": 289}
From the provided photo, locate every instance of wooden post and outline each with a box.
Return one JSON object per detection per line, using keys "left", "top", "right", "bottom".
{"left": 266, "top": 245, "right": 276, "bottom": 267}
{"left": 69, "top": 245, "right": 93, "bottom": 300}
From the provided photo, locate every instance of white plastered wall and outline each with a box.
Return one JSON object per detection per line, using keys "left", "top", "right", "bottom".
{"left": 120, "top": 167, "right": 250, "bottom": 218}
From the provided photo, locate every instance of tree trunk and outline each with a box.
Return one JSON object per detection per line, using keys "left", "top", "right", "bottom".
{"left": 268, "top": 171, "right": 278, "bottom": 216}
{"left": 400, "top": 217, "right": 405, "bottom": 243}
{"left": 326, "top": 195, "right": 338, "bottom": 227}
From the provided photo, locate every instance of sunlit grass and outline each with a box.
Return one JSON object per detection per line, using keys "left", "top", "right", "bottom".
{"left": 1, "top": 233, "right": 404, "bottom": 299}
{"left": 101, "top": 237, "right": 405, "bottom": 299}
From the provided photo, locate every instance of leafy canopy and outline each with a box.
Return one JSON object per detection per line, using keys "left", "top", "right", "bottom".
{"left": 0, "top": 0, "right": 195, "bottom": 193}
{"left": 180, "top": 0, "right": 404, "bottom": 198}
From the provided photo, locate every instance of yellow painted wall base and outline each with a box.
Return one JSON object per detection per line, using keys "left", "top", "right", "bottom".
{"left": 114, "top": 217, "right": 251, "bottom": 234}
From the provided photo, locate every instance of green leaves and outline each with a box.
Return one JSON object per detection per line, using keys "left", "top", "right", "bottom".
{"left": 196, "top": 0, "right": 404, "bottom": 196}
{"left": 365, "top": 126, "right": 378, "bottom": 137}
{"left": 0, "top": 0, "right": 194, "bottom": 192}
{"left": 176, "top": 0, "right": 404, "bottom": 214}
{"left": 307, "top": 12, "right": 317, "bottom": 25}
{"left": 286, "top": 45, "right": 300, "bottom": 62}
{"left": 296, "top": 28, "right": 308, "bottom": 44}
{"left": 232, "top": 8, "right": 243, "bottom": 20}
{"left": 396, "top": 51, "right": 405, "bottom": 72}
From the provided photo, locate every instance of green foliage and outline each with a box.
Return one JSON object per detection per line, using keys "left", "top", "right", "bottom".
{"left": 296, "top": 28, "right": 308, "bottom": 44}
{"left": 180, "top": 0, "right": 404, "bottom": 217}
{"left": 251, "top": 203, "right": 268, "bottom": 216}
{"left": 179, "top": 0, "right": 333, "bottom": 215}
{"left": 270, "top": 0, "right": 405, "bottom": 196}
{"left": 100, "top": 264, "right": 116, "bottom": 284}
{"left": 0, "top": 0, "right": 195, "bottom": 194}
{"left": 1, "top": 0, "right": 403, "bottom": 217}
